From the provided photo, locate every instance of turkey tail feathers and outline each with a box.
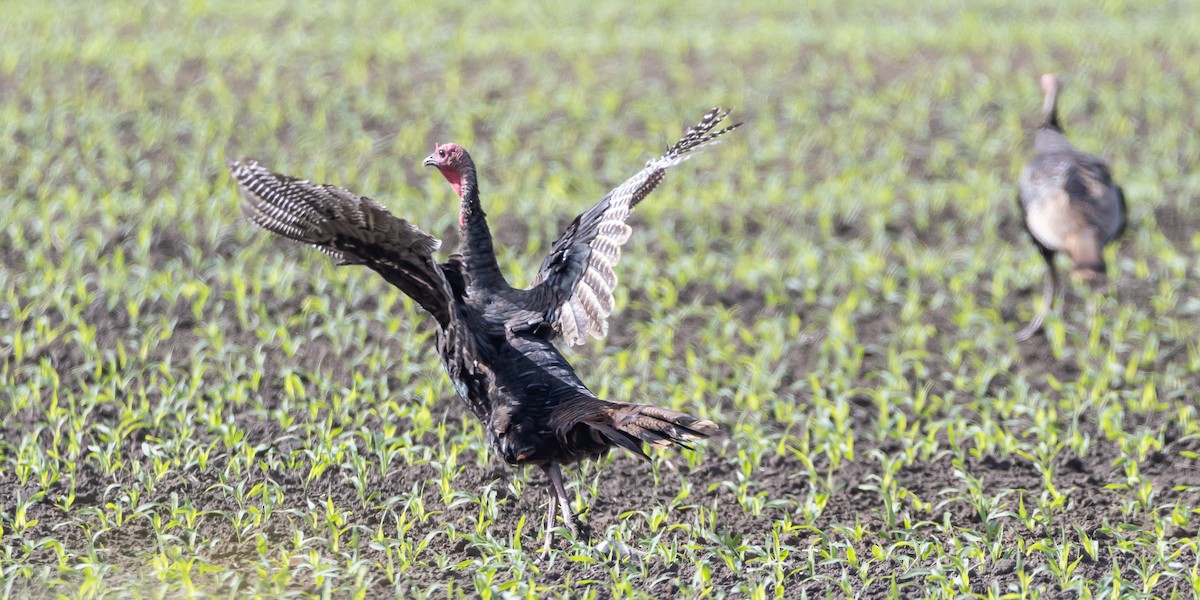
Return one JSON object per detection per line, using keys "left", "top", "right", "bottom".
{"left": 552, "top": 398, "right": 719, "bottom": 460}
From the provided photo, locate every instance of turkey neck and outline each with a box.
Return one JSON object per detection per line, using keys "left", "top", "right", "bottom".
{"left": 456, "top": 166, "right": 508, "bottom": 291}
{"left": 1040, "top": 86, "right": 1062, "bottom": 133}
{"left": 1034, "top": 87, "right": 1071, "bottom": 155}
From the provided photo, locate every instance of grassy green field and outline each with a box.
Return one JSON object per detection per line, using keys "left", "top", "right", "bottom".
{"left": 3, "top": 0, "right": 1199, "bottom": 597}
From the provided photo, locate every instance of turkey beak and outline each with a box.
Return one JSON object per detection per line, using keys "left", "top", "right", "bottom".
{"left": 423, "top": 154, "right": 438, "bottom": 168}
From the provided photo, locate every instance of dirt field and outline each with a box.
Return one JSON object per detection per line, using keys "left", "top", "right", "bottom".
{"left": 5, "top": 209, "right": 1199, "bottom": 596}
{"left": 3, "top": 0, "right": 1200, "bottom": 597}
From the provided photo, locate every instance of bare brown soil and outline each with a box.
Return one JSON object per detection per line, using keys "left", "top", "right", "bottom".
{"left": 4, "top": 197, "right": 1199, "bottom": 597}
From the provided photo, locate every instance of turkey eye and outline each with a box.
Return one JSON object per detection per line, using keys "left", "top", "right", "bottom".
{"left": 438, "top": 149, "right": 446, "bottom": 158}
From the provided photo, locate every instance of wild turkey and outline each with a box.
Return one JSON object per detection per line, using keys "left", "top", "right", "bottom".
{"left": 229, "top": 107, "right": 736, "bottom": 550}
{"left": 1014, "top": 74, "right": 1127, "bottom": 341}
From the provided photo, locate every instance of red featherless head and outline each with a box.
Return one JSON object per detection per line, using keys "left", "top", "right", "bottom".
{"left": 423, "top": 143, "right": 469, "bottom": 170}
{"left": 424, "top": 143, "right": 472, "bottom": 198}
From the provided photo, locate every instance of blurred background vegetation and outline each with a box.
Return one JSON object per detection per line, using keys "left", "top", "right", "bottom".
{"left": 2, "top": 0, "right": 1198, "bottom": 596}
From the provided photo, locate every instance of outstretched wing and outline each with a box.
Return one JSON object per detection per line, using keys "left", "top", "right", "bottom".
{"left": 229, "top": 159, "right": 456, "bottom": 327}
{"left": 525, "top": 107, "right": 741, "bottom": 345}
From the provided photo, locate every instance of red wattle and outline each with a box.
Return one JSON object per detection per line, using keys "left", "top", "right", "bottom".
{"left": 440, "top": 169, "right": 464, "bottom": 198}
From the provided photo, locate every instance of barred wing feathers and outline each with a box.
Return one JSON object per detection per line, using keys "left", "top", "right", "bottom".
{"left": 230, "top": 159, "right": 455, "bottom": 327}
{"left": 528, "top": 107, "right": 741, "bottom": 345}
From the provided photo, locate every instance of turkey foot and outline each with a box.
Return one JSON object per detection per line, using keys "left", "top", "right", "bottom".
{"left": 540, "top": 462, "right": 592, "bottom": 552}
